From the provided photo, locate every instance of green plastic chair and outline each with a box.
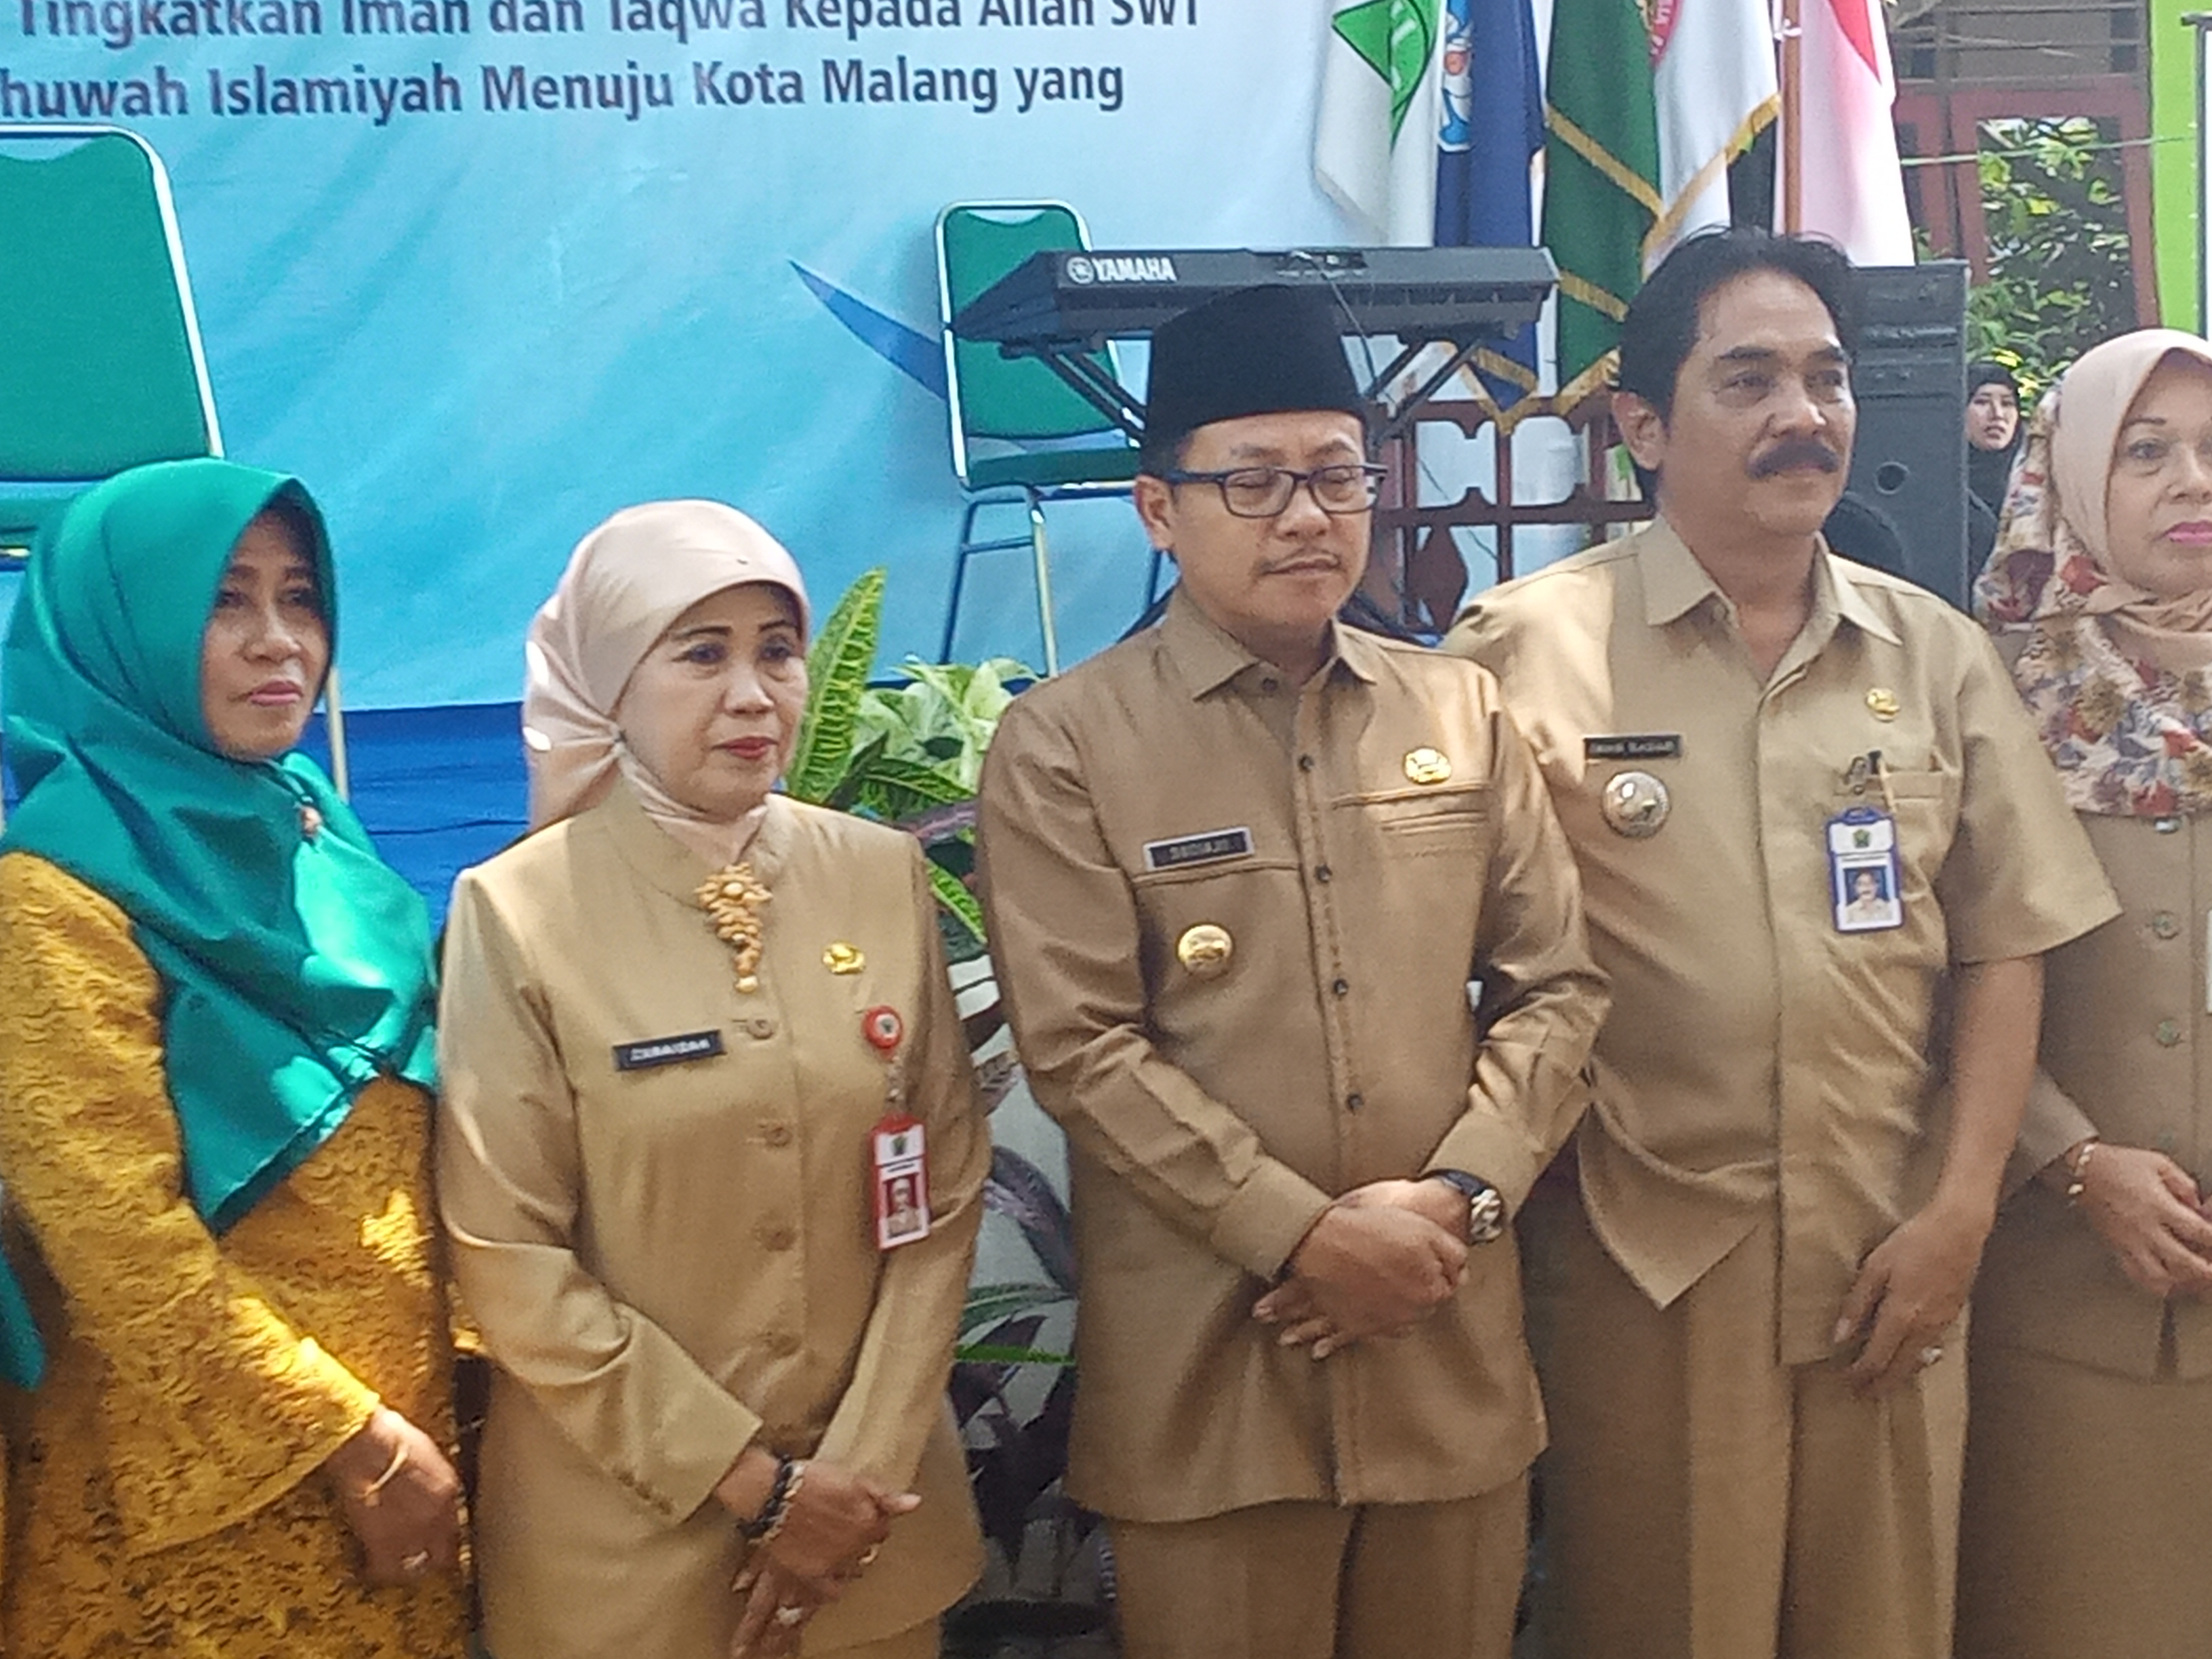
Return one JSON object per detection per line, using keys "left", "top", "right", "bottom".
{"left": 0, "top": 126, "right": 222, "bottom": 549}
{"left": 0, "top": 125, "right": 350, "bottom": 804}
{"left": 936, "top": 202, "right": 1142, "bottom": 675}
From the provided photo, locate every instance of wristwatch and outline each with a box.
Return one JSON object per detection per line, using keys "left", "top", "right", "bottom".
{"left": 1425, "top": 1170, "right": 1506, "bottom": 1245}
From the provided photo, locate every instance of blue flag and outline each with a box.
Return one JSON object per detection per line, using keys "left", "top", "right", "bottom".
{"left": 1434, "top": 0, "right": 1544, "bottom": 409}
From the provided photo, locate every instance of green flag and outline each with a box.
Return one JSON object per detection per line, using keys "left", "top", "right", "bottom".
{"left": 1542, "top": 0, "right": 1661, "bottom": 404}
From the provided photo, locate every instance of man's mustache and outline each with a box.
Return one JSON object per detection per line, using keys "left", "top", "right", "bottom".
{"left": 1749, "top": 438, "right": 1843, "bottom": 478}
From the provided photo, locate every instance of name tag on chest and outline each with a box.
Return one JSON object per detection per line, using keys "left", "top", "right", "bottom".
{"left": 1584, "top": 733, "right": 1684, "bottom": 762}
{"left": 1143, "top": 826, "right": 1254, "bottom": 872}
{"left": 612, "top": 1029, "right": 726, "bottom": 1071}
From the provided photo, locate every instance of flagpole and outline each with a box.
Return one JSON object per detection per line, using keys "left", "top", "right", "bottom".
{"left": 2188, "top": 13, "right": 2212, "bottom": 332}
{"left": 1780, "top": 0, "right": 1803, "bottom": 232}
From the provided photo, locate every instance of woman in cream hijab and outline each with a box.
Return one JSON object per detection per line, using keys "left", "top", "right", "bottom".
{"left": 1963, "top": 331, "right": 2212, "bottom": 1657}
{"left": 437, "top": 501, "right": 987, "bottom": 1659}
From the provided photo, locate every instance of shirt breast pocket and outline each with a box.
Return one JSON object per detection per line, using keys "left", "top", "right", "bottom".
{"left": 1128, "top": 857, "right": 1302, "bottom": 1009}
{"left": 1841, "top": 768, "right": 1959, "bottom": 895}
{"left": 1350, "top": 783, "right": 1496, "bottom": 862}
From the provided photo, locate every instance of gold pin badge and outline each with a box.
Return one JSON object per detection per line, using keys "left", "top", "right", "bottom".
{"left": 1404, "top": 746, "right": 1452, "bottom": 785}
{"left": 823, "top": 942, "right": 866, "bottom": 975}
{"left": 1176, "top": 923, "right": 1234, "bottom": 979}
{"left": 1866, "top": 687, "right": 1900, "bottom": 722}
{"left": 1599, "top": 771, "right": 1671, "bottom": 839}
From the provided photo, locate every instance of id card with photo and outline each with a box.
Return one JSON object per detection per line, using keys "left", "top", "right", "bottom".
{"left": 1828, "top": 806, "right": 1904, "bottom": 933}
{"left": 871, "top": 1115, "right": 931, "bottom": 1250}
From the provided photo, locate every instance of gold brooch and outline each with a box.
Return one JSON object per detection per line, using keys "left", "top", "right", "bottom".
{"left": 697, "top": 863, "right": 771, "bottom": 993}
{"left": 1403, "top": 747, "right": 1452, "bottom": 785}
{"left": 1176, "top": 923, "right": 1234, "bottom": 978}
{"left": 1866, "top": 688, "right": 1900, "bottom": 722}
{"left": 824, "top": 943, "right": 865, "bottom": 975}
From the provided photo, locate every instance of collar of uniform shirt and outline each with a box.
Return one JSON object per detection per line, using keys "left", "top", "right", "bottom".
{"left": 599, "top": 773, "right": 793, "bottom": 904}
{"left": 1639, "top": 514, "right": 1902, "bottom": 648}
{"left": 1158, "top": 586, "right": 1379, "bottom": 700}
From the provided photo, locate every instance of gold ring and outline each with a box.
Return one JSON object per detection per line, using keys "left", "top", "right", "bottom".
{"left": 1917, "top": 1344, "right": 1944, "bottom": 1368}
{"left": 773, "top": 1605, "right": 806, "bottom": 1628}
{"left": 401, "top": 1551, "right": 431, "bottom": 1574}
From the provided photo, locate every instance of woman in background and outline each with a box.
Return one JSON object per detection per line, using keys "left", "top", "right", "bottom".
{"left": 1963, "top": 329, "right": 2212, "bottom": 1658}
{"left": 1966, "top": 361, "right": 2026, "bottom": 573}
{"left": 1967, "top": 361, "right": 2025, "bottom": 515}
{"left": 438, "top": 501, "right": 985, "bottom": 1658}
{"left": 0, "top": 459, "right": 466, "bottom": 1656}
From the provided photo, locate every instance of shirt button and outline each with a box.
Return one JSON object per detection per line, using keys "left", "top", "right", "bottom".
{"left": 1298, "top": 754, "right": 1317, "bottom": 773}
{"left": 760, "top": 1225, "right": 797, "bottom": 1251}
{"left": 1332, "top": 977, "right": 1350, "bottom": 997}
{"left": 1261, "top": 677, "right": 1279, "bottom": 695}
{"left": 1315, "top": 865, "right": 1332, "bottom": 883}
{"left": 745, "top": 1017, "right": 777, "bottom": 1039}
{"left": 767, "top": 1332, "right": 802, "bottom": 1358}
{"left": 761, "top": 1123, "right": 794, "bottom": 1148}
{"left": 2155, "top": 816, "right": 2184, "bottom": 834}
{"left": 2156, "top": 1019, "right": 2184, "bottom": 1048}
{"left": 1345, "top": 1092, "right": 1364, "bottom": 1112}
{"left": 2153, "top": 911, "right": 2181, "bottom": 940}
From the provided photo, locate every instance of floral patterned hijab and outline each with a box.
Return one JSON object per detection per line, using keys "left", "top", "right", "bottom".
{"left": 1974, "top": 329, "right": 2212, "bottom": 815}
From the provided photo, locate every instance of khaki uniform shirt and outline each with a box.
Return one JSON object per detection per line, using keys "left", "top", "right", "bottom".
{"left": 1447, "top": 520, "right": 2116, "bottom": 1364}
{"left": 436, "top": 784, "right": 987, "bottom": 1658}
{"left": 1978, "top": 811, "right": 2212, "bottom": 1379}
{"left": 977, "top": 592, "right": 1606, "bottom": 1523}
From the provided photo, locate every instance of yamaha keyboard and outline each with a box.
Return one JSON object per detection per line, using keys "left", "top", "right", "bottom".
{"left": 952, "top": 245, "right": 1558, "bottom": 348}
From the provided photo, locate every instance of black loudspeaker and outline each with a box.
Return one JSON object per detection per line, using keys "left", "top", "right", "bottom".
{"left": 1843, "top": 262, "right": 1971, "bottom": 607}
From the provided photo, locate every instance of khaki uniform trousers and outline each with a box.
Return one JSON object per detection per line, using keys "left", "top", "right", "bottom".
{"left": 1109, "top": 1479, "right": 1528, "bottom": 1659}
{"left": 1956, "top": 1342, "right": 2212, "bottom": 1659}
{"left": 1521, "top": 1185, "right": 1965, "bottom": 1659}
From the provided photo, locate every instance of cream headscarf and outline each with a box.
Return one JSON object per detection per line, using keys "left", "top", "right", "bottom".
{"left": 523, "top": 501, "right": 811, "bottom": 861}
{"left": 1975, "top": 329, "right": 2212, "bottom": 815}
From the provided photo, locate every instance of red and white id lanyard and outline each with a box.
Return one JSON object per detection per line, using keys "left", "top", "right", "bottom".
{"left": 863, "top": 1005, "right": 930, "bottom": 1250}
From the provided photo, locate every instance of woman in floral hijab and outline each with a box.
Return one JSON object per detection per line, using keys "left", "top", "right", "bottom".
{"left": 1962, "top": 329, "right": 2212, "bottom": 1658}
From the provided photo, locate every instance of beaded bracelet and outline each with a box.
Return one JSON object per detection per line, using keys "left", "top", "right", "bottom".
{"left": 740, "top": 1456, "right": 807, "bottom": 1544}
{"left": 2063, "top": 1139, "right": 2100, "bottom": 1207}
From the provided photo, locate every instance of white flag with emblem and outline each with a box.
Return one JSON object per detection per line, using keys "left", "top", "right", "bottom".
{"left": 1314, "top": 0, "right": 1447, "bottom": 246}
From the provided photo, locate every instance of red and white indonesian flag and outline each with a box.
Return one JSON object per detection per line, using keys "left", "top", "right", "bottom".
{"left": 1651, "top": 0, "right": 1780, "bottom": 264}
{"left": 1787, "top": 0, "right": 1914, "bottom": 262}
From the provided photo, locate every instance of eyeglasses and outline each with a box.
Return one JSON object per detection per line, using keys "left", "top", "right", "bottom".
{"left": 1162, "top": 462, "right": 1387, "bottom": 519}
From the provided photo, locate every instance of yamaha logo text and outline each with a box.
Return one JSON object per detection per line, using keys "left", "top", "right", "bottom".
{"left": 1065, "top": 253, "right": 1176, "bottom": 284}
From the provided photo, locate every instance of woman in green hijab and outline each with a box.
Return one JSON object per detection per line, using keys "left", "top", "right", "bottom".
{"left": 0, "top": 459, "right": 468, "bottom": 1656}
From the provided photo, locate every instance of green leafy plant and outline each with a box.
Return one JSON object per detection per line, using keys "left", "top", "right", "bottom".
{"left": 787, "top": 569, "right": 970, "bottom": 821}
{"left": 1965, "top": 116, "right": 2138, "bottom": 400}
{"left": 784, "top": 567, "right": 884, "bottom": 804}
{"left": 855, "top": 657, "right": 1029, "bottom": 795}
{"left": 783, "top": 569, "right": 1033, "bottom": 961}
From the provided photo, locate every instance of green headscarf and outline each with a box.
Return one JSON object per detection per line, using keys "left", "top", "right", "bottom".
{"left": 0, "top": 459, "right": 437, "bottom": 1389}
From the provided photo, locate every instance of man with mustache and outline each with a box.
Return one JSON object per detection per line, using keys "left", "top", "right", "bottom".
{"left": 1443, "top": 230, "right": 2115, "bottom": 1659}
{"left": 978, "top": 284, "right": 1606, "bottom": 1659}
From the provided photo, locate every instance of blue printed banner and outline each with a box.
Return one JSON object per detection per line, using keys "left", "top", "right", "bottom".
{"left": 3, "top": 1, "right": 1353, "bottom": 703}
